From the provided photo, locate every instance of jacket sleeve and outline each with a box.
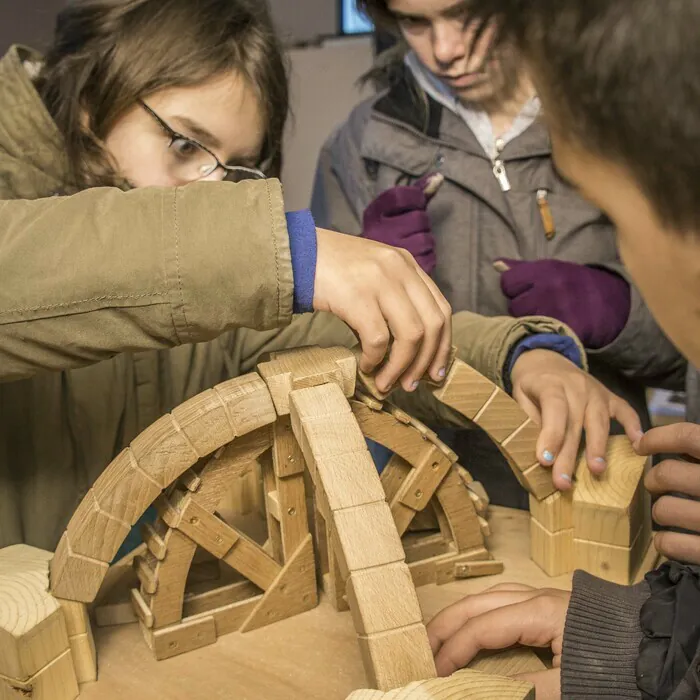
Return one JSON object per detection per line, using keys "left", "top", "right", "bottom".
{"left": 590, "top": 261, "right": 687, "bottom": 390}
{"left": 388, "top": 312, "right": 586, "bottom": 429}
{"left": 0, "top": 179, "right": 293, "bottom": 381}
{"left": 310, "top": 131, "right": 364, "bottom": 236}
{"left": 561, "top": 571, "right": 648, "bottom": 699}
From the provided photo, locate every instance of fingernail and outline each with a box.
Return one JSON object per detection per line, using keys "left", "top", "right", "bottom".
{"left": 410, "top": 381, "right": 420, "bottom": 391}
{"left": 594, "top": 457, "right": 607, "bottom": 468}
{"left": 560, "top": 474, "right": 571, "bottom": 482}
{"left": 542, "top": 450, "right": 555, "bottom": 464}
{"left": 438, "top": 367, "right": 446, "bottom": 379}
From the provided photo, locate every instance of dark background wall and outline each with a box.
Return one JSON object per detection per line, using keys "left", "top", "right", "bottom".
{"left": 0, "top": 0, "right": 66, "bottom": 54}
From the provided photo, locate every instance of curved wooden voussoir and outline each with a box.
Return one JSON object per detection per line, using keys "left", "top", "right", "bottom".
{"left": 430, "top": 358, "right": 555, "bottom": 501}
{"left": 50, "top": 373, "right": 277, "bottom": 604}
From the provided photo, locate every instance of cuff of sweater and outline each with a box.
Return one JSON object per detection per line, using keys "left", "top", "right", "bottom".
{"left": 286, "top": 210, "right": 317, "bottom": 314}
{"left": 562, "top": 570, "right": 649, "bottom": 699}
{"left": 503, "top": 333, "right": 583, "bottom": 394}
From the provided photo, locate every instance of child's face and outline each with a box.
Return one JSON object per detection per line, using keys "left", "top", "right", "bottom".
{"left": 387, "top": 0, "right": 513, "bottom": 104}
{"left": 551, "top": 130, "right": 700, "bottom": 367}
{"left": 104, "top": 71, "right": 266, "bottom": 188}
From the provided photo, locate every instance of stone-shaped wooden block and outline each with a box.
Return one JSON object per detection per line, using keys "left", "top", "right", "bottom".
{"left": 573, "top": 436, "right": 650, "bottom": 547}
{"left": 259, "top": 346, "right": 356, "bottom": 415}
{"left": 530, "top": 519, "right": 573, "bottom": 577}
{"left": 346, "top": 563, "right": 423, "bottom": 635}
{"left": 529, "top": 490, "right": 573, "bottom": 533}
{"left": 358, "top": 624, "right": 437, "bottom": 691}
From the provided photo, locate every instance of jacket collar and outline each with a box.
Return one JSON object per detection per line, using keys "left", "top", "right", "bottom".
{"left": 0, "top": 46, "right": 74, "bottom": 196}
{"left": 369, "top": 62, "right": 552, "bottom": 163}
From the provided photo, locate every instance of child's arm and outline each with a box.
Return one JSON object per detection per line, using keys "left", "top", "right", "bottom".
{"left": 0, "top": 180, "right": 451, "bottom": 388}
{"left": 426, "top": 566, "right": 700, "bottom": 700}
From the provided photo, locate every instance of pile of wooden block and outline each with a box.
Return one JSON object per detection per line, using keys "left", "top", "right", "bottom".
{"left": 529, "top": 436, "right": 655, "bottom": 584}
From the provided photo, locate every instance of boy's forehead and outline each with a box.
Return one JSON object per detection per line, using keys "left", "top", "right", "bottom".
{"left": 388, "top": 0, "right": 470, "bottom": 18}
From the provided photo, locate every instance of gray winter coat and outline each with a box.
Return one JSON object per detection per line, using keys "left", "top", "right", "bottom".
{"left": 311, "top": 67, "right": 689, "bottom": 503}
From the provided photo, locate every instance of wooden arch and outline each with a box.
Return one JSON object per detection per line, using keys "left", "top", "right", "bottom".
{"left": 49, "top": 346, "right": 547, "bottom": 692}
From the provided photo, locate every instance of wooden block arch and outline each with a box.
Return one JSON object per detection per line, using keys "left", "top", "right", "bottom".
{"left": 47, "top": 345, "right": 549, "bottom": 690}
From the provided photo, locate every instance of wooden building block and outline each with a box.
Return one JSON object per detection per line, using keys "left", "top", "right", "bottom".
{"left": 277, "top": 474, "right": 310, "bottom": 559}
{"left": 358, "top": 624, "right": 437, "bottom": 691}
{"left": 65, "top": 490, "right": 131, "bottom": 564}
{"left": 212, "top": 373, "right": 277, "bottom": 438}
{"left": 259, "top": 346, "right": 356, "bottom": 415}
{"left": 530, "top": 519, "right": 574, "bottom": 577}
{"left": 183, "top": 580, "right": 261, "bottom": 618}
{"left": 332, "top": 502, "right": 406, "bottom": 580}
{"left": 146, "top": 615, "right": 218, "bottom": 662}
{"left": 313, "top": 450, "right": 386, "bottom": 514}
{"left": 94, "top": 601, "right": 137, "bottom": 628}
{"left": 171, "top": 388, "right": 236, "bottom": 458}
{"left": 239, "top": 534, "right": 317, "bottom": 632}
{"left": 68, "top": 628, "right": 96, "bottom": 684}
{"left": 430, "top": 359, "right": 499, "bottom": 420}
{"left": 50, "top": 535, "right": 110, "bottom": 604}
{"left": 57, "top": 601, "right": 89, "bottom": 639}
{"left": 91, "top": 449, "right": 162, "bottom": 528}
{"left": 346, "top": 668, "right": 534, "bottom": 700}
{"left": 0, "top": 649, "right": 79, "bottom": 700}
{"left": 346, "top": 563, "right": 423, "bottom": 635}
{"left": 513, "top": 461, "right": 556, "bottom": 501}
{"left": 529, "top": 491, "right": 573, "bottom": 533}
{"left": 0, "top": 546, "right": 69, "bottom": 682}
{"left": 501, "top": 420, "right": 540, "bottom": 471}
{"left": 129, "top": 414, "right": 199, "bottom": 489}
{"left": 131, "top": 589, "right": 154, "bottom": 629}
{"left": 574, "top": 527, "right": 651, "bottom": 586}
{"left": 221, "top": 533, "right": 282, "bottom": 591}
{"left": 142, "top": 521, "right": 167, "bottom": 561}
{"left": 454, "top": 560, "right": 504, "bottom": 579}
{"left": 434, "top": 469, "right": 484, "bottom": 552}
{"left": 470, "top": 647, "right": 546, "bottom": 676}
{"left": 474, "top": 390, "right": 530, "bottom": 443}
{"left": 272, "top": 416, "right": 306, "bottom": 478}
{"left": 573, "top": 437, "right": 649, "bottom": 547}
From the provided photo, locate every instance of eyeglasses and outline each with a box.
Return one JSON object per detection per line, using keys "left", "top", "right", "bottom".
{"left": 139, "top": 100, "right": 266, "bottom": 184}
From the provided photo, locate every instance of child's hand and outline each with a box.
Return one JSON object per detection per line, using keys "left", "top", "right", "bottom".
{"left": 314, "top": 228, "right": 452, "bottom": 395}
{"left": 511, "top": 350, "right": 643, "bottom": 490}
{"left": 636, "top": 423, "right": 700, "bottom": 564}
{"left": 427, "top": 583, "right": 568, "bottom": 700}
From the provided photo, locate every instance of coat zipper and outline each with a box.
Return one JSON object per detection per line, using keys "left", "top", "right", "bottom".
{"left": 492, "top": 138, "right": 511, "bottom": 192}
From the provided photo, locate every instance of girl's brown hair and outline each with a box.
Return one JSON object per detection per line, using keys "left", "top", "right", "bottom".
{"left": 38, "top": 0, "right": 289, "bottom": 188}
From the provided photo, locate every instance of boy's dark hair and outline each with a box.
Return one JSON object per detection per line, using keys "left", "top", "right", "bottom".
{"left": 463, "top": 0, "right": 700, "bottom": 233}
{"left": 39, "top": 0, "right": 288, "bottom": 188}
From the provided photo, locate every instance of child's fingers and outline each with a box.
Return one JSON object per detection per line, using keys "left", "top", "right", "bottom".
{"left": 550, "top": 396, "right": 583, "bottom": 490}
{"left": 428, "top": 590, "right": 541, "bottom": 659}
{"left": 534, "top": 384, "right": 570, "bottom": 474}
{"left": 610, "top": 395, "right": 644, "bottom": 446}
{"left": 583, "top": 393, "right": 611, "bottom": 475}
{"left": 645, "top": 459, "right": 700, "bottom": 498}
{"left": 654, "top": 531, "right": 700, "bottom": 566}
{"left": 652, "top": 494, "right": 700, "bottom": 532}
{"left": 635, "top": 423, "right": 700, "bottom": 459}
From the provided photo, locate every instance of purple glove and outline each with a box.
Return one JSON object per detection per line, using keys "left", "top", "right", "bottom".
{"left": 497, "top": 258, "right": 631, "bottom": 349}
{"left": 362, "top": 173, "right": 443, "bottom": 275}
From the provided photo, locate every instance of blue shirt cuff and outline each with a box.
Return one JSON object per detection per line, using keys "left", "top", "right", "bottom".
{"left": 286, "top": 210, "right": 317, "bottom": 314}
{"left": 505, "top": 333, "right": 583, "bottom": 393}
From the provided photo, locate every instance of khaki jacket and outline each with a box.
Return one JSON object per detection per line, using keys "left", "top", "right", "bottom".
{"left": 0, "top": 46, "right": 582, "bottom": 550}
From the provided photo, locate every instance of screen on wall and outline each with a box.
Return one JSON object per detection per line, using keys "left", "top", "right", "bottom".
{"left": 340, "top": 1, "right": 374, "bottom": 34}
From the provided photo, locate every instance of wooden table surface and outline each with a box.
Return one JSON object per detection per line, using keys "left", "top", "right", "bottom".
{"left": 81, "top": 507, "right": 572, "bottom": 700}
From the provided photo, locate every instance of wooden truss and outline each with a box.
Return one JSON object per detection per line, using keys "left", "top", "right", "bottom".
{"left": 44, "top": 345, "right": 557, "bottom": 694}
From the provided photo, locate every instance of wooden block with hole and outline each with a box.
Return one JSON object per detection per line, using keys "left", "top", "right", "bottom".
{"left": 258, "top": 345, "right": 356, "bottom": 415}
{"left": 572, "top": 436, "right": 650, "bottom": 547}
{"left": 346, "top": 668, "right": 535, "bottom": 700}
